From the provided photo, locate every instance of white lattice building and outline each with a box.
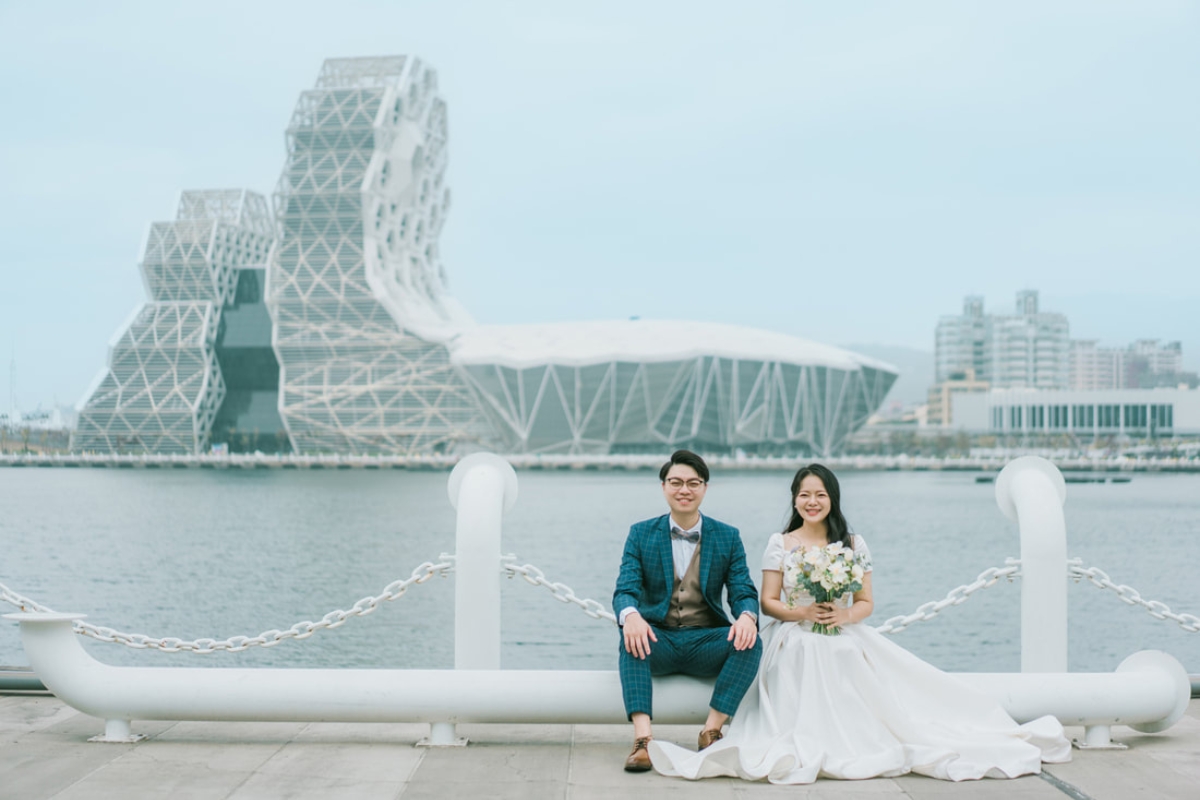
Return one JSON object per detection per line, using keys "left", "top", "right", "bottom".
{"left": 268, "top": 56, "right": 477, "bottom": 454}
{"left": 77, "top": 56, "right": 897, "bottom": 457}
{"left": 74, "top": 191, "right": 274, "bottom": 454}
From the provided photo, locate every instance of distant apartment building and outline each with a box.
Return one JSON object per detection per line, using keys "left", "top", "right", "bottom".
{"left": 934, "top": 296, "right": 988, "bottom": 384}
{"left": 1069, "top": 340, "right": 1122, "bottom": 391}
{"left": 935, "top": 291, "right": 1069, "bottom": 390}
{"left": 1069, "top": 339, "right": 1187, "bottom": 390}
{"left": 1128, "top": 339, "right": 1186, "bottom": 386}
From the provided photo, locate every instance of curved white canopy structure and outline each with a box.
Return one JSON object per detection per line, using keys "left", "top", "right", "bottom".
{"left": 450, "top": 320, "right": 896, "bottom": 456}
{"left": 451, "top": 320, "right": 895, "bottom": 373}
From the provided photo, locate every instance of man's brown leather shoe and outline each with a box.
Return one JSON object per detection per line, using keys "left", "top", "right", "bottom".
{"left": 624, "top": 737, "right": 653, "bottom": 772}
{"left": 697, "top": 728, "right": 724, "bottom": 750}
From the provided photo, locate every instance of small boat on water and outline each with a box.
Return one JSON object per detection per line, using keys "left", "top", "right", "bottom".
{"left": 977, "top": 475, "right": 1132, "bottom": 485}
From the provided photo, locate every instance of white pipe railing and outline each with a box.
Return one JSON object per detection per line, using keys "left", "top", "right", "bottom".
{"left": 3, "top": 454, "right": 1192, "bottom": 747}
{"left": 9, "top": 609, "right": 1190, "bottom": 748}
{"left": 6, "top": 612, "right": 1189, "bottom": 744}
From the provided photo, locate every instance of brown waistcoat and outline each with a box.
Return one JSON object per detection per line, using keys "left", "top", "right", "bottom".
{"left": 663, "top": 541, "right": 728, "bottom": 629}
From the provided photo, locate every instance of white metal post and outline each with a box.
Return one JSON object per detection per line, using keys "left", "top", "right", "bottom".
{"left": 447, "top": 453, "right": 518, "bottom": 670}
{"left": 422, "top": 453, "right": 517, "bottom": 746}
{"left": 92, "top": 718, "right": 145, "bottom": 744}
{"left": 995, "top": 456, "right": 1068, "bottom": 673}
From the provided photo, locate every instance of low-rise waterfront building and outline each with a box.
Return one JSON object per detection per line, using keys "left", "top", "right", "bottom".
{"left": 950, "top": 387, "right": 1200, "bottom": 439}
{"left": 1, "top": 407, "right": 75, "bottom": 431}
{"left": 926, "top": 368, "right": 989, "bottom": 427}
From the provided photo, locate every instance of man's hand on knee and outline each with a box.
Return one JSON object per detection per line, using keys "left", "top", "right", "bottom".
{"left": 623, "top": 612, "right": 657, "bottom": 659}
{"left": 728, "top": 613, "right": 758, "bottom": 651}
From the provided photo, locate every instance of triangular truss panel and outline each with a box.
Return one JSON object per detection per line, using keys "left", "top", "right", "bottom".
{"left": 459, "top": 355, "right": 898, "bottom": 457}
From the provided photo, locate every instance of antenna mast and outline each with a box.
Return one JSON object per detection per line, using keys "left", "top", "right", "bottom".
{"left": 8, "top": 349, "right": 15, "bottom": 417}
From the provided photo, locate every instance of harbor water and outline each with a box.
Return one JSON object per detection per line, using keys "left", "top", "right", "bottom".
{"left": 1, "top": 467, "right": 1197, "bottom": 675}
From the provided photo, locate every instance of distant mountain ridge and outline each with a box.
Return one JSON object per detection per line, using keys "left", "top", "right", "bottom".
{"left": 842, "top": 343, "right": 933, "bottom": 409}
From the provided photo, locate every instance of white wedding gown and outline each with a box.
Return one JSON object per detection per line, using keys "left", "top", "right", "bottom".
{"left": 649, "top": 534, "right": 1071, "bottom": 784}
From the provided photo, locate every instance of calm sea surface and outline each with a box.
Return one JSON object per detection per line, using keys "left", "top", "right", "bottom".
{"left": 1, "top": 467, "right": 1197, "bottom": 674}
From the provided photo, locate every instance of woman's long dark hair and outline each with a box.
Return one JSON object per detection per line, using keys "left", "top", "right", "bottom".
{"left": 782, "top": 463, "right": 852, "bottom": 550}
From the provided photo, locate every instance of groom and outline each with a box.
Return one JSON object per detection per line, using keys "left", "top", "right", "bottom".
{"left": 613, "top": 449, "right": 762, "bottom": 772}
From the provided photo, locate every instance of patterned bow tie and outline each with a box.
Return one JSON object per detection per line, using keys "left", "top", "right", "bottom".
{"left": 671, "top": 528, "right": 700, "bottom": 544}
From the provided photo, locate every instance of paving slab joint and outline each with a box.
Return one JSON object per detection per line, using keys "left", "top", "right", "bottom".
{"left": 1039, "top": 769, "right": 1095, "bottom": 800}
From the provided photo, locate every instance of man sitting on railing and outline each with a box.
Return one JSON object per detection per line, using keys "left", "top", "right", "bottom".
{"left": 613, "top": 449, "right": 762, "bottom": 772}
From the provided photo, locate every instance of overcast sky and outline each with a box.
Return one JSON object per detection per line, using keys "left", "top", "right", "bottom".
{"left": 1, "top": 1, "right": 1197, "bottom": 411}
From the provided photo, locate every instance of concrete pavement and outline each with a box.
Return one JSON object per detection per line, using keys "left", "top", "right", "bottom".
{"left": 1, "top": 695, "right": 1197, "bottom": 799}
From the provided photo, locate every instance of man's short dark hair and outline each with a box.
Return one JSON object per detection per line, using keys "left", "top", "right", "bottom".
{"left": 659, "top": 449, "right": 710, "bottom": 483}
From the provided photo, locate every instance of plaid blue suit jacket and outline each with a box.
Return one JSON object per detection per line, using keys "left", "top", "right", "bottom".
{"left": 612, "top": 513, "right": 759, "bottom": 627}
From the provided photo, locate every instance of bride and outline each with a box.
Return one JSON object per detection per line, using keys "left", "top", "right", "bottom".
{"left": 649, "top": 463, "right": 1071, "bottom": 784}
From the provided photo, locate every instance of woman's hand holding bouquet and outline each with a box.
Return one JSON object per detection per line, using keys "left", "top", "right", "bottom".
{"left": 782, "top": 541, "right": 869, "bottom": 635}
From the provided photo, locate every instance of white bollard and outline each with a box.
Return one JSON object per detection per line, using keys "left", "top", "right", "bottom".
{"left": 995, "top": 456, "right": 1068, "bottom": 673}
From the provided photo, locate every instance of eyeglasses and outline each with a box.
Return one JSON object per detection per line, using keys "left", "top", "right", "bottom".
{"left": 666, "top": 478, "right": 706, "bottom": 490}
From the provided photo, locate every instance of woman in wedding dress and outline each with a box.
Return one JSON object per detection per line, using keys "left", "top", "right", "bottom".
{"left": 649, "top": 463, "right": 1071, "bottom": 784}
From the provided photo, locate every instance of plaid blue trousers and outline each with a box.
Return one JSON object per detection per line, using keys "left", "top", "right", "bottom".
{"left": 618, "top": 624, "right": 762, "bottom": 719}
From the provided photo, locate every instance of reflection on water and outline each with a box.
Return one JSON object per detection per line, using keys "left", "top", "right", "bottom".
{"left": 1, "top": 468, "right": 1196, "bottom": 673}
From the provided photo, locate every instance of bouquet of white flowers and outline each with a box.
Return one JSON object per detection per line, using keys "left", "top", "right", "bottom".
{"left": 782, "top": 541, "right": 869, "bottom": 635}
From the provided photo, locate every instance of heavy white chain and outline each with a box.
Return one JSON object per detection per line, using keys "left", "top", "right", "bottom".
{"left": 10, "top": 555, "right": 1196, "bottom": 651}
{"left": 1069, "top": 560, "right": 1200, "bottom": 633}
{"left": 498, "top": 556, "right": 1026, "bottom": 633}
{"left": 502, "top": 557, "right": 618, "bottom": 623}
{"left": 0, "top": 581, "right": 56, "bottom": 614}
{"left": 0, "top": 559, "right": 454, "bottom": 653}
{"left": 872, "top": 560, "right": 1022, "bottom": 635}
